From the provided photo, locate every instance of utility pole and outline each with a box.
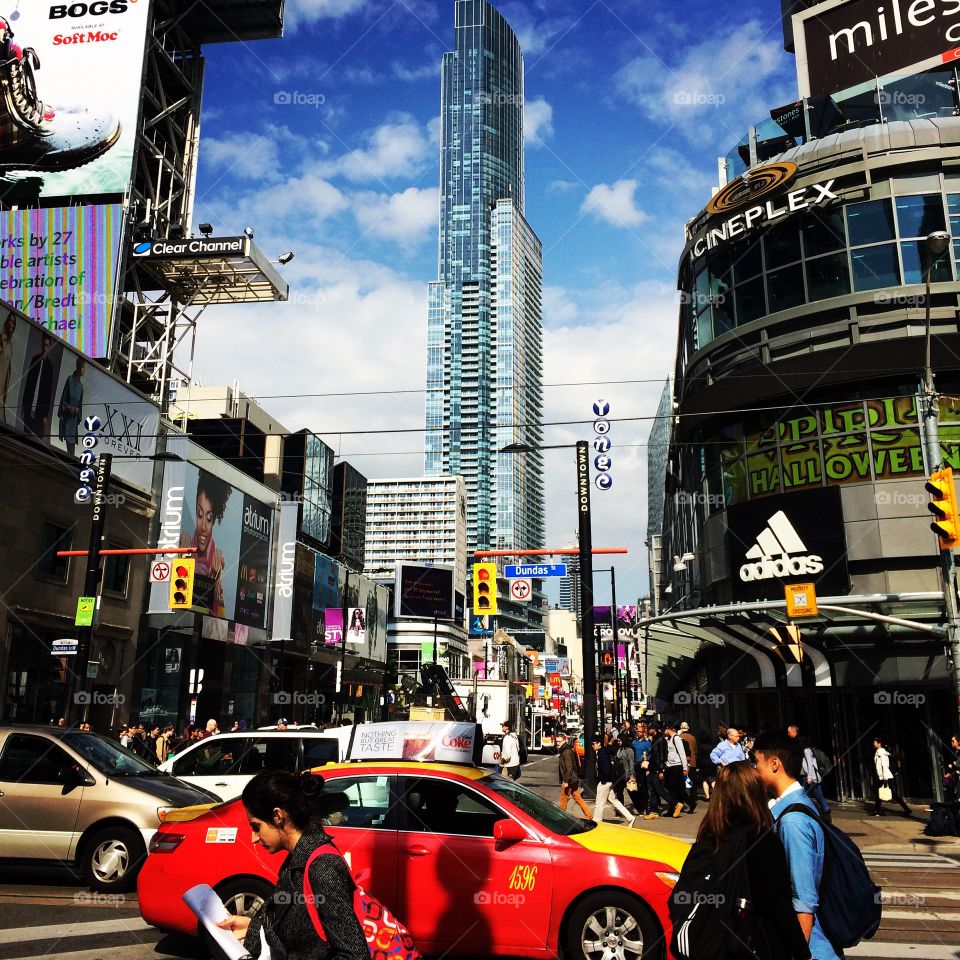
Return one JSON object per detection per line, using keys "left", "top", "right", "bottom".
{"left": 920, "top": 230, "right": 960, "bottom": 725}
{"left": 69, "top": 453, "right": 112, "bottom": 725}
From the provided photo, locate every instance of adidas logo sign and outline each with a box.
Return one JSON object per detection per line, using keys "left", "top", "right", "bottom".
{"left": 739, "top": 510, "right": 824, "bottom": 582}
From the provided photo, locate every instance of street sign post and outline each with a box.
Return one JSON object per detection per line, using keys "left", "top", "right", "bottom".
{"left": 504, "top": 563, "right": 567, "bottom": 578}
{"left": 52, "top": 638, "right": 78, "bottom": 656}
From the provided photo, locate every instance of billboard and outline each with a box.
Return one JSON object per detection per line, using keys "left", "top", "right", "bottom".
{"left": 726, "top": 487, "right": 849, "bottom": 601}
{"left": 793, "top": 0, "right": 960, "bottom": 99}
{"left": 394, "top": 562, "right": 455, "bottom": 619}
{"left": 0, "top": 0, "right": 151, "bottom": 199}
{"left": 0, "top": 299, "right": 158, "bottom": 490}
{"left": 152, "top": 441, "right": 276, "bottom": 629}
{"left": 1, "top": 205, "right": 122, "bottom": 357}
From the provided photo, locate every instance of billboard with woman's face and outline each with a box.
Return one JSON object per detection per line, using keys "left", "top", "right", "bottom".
{"left": 176, "top": 462, "right": 274, "bottom": 628}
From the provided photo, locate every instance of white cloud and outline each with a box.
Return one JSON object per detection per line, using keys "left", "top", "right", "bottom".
{"left": 322, "top": 116, "right": 434, "bottom": 183}
{"left": 581, "top": 179, "right": 648, "bottom": 229}
{"left": 352, "top": 186, "right": 439, "bottom": 246}
{"left": 198, "top": 172, "right": 349, "bottom": 232}
{"left": 616, "top": 21, "right": 792, "bottom": 142}
{"left": 285, "top": 0, "right": 371, "bottom": 29}
{"left": 202, "top": 132, "right": 284, "bottom": 184}
{"left": 525, "top": 97, "right": 554, "bottom": 145}
{"left": 189, "top": 244, "right": 427, "bottom": 481}
{"left": 548, "top": 179, "right": 580, "bottom": 194}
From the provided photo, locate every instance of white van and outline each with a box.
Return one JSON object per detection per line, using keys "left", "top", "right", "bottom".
{"left": 157, "top": 728, "right": 352, "bottom": 800}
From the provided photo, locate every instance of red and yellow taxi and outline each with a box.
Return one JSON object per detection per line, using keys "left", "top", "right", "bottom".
{"left": 139, "top": 760, "right": 688, "bottom": 960}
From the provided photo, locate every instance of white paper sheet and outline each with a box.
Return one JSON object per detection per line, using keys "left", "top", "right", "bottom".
{"left": 183, "top": 883, "right": 254, "bottom": 960}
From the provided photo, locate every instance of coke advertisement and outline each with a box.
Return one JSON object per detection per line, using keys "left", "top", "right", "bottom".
{"left": 0, "top": 0, "right": 151, "bottom": 200}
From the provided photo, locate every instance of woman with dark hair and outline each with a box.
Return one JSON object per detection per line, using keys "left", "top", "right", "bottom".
{"left": 670, "top": 762, "right": 811, "bottom": 960}
{"left": 217, "top": 770, "right": 369, "bottom": 960}
{"left": 873, "top": 736, "right": 912, "bottom": 817}
{"left": 180, "top": 469, "right": 231, "bottom": 616}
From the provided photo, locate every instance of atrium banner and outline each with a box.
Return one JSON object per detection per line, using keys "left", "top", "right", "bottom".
{"left": 152, "top": 440, "right": 276, "bottom": 629}
{"left": 726, "top": 487, "right": 848, "bottom": 601}
{"left": 1, "top": 1, "right": 151, "bottom": 199}
{"left": 0, "top": 205, "right": 123, "bottom": 358}
{"left": 793, "top": 0, "right": 960, "bottom": 99}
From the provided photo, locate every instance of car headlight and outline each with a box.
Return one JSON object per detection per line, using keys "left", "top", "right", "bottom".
{"left": 655, "top": 871, "right": 680, "bottom": 889}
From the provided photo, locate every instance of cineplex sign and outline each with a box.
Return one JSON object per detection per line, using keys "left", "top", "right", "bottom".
{"left": 690, "top": 162, "right": 838, "bottom": 259}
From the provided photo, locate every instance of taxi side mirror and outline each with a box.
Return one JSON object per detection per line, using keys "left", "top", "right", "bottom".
{"left": 493, "top": 818, "right": 527, "bottom": 845}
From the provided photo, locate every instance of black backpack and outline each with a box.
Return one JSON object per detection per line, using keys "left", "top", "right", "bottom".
{"left": 775, "top": 803, "right": 881, "bottom": 950}
{"left": 812, "top": 746, "right": 832, "bottom": 778}
{"left": 518, "top": 736, "right": 528, "bottom": 764}
{"left": 924, "top": 803, "right": 959, "bottom": 837}
{"left": 669, "top": 830, "right": 757, "bottom": 960}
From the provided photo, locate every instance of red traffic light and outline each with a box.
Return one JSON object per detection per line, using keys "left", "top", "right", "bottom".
{"left": 477, "top": 567, "right": 491, "bottom": 581}
{"left": 175, "top": 564, "right": 190, "bottom": 577}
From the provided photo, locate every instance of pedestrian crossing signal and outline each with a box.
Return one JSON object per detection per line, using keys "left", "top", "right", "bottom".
{"left": 926, "top": 467, "right": 960, "bottom": 549}
{"left": 169, "top": 559, "right": 195, "bottom": 610}
{"left": 472, "top": 562, "right": 498, "bottom": 615}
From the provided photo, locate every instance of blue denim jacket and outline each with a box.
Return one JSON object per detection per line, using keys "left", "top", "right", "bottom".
{"left": 771, "top": 785, "right": 840, "bottom": 960}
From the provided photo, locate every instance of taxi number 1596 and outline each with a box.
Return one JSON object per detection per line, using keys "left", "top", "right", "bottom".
{"left": 507, "top": 864, "right": 538, "bottom": 891}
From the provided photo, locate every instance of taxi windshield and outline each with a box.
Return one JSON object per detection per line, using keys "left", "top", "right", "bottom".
{"left": 481, "top": 775, "right": 597, "bottom": 836}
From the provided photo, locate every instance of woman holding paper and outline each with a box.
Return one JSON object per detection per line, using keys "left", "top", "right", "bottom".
{"left": 217, "top": 771, "right": 369, "bottom": 960}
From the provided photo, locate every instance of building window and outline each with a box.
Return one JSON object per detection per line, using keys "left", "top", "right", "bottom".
{"left": 851, "top": 243, "right": 900, "bottom": 291}
{"left": 103, "top": 545, "right": 131, "bottom": 599}
{"left": 38, "top": 521, "right": 73, "bottom": 583}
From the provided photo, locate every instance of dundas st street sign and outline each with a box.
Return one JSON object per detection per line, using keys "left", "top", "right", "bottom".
{"left": 689, "top": 161, "right": 839, "bottom": 260}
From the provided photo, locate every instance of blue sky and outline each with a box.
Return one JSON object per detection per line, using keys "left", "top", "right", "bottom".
{"left": 190, "top": 0, "right": 802, "bottom": 604}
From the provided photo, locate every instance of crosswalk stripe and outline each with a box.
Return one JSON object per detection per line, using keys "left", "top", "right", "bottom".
{"left": 847, "top": 943, "right": 960, "bottom": 958}
{"left": 882, "top": 908, "right": 960, "bottom": 920}
{"left": 0, "top": 918, "right": 151, "bottom": 945}
{"left": 1, "top": 947, "right": 172, "bottom": 960}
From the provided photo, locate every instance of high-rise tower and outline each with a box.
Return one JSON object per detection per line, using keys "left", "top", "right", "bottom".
{"left": 425, "top": 0, "right": 544, "bottom": 561}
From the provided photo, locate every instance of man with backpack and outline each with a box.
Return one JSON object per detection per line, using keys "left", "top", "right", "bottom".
{"left": 789, "top": 724, "right": 832, "bottom": 822}
{"left": 754, "top": 731, "right": 837, "bottom": 959}
{"left": 754, "top": 730, "right": 881, "bottom": 960}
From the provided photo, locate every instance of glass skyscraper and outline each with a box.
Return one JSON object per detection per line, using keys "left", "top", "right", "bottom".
{"left": 425, "top": 0, "right": 544, "bottom": 559}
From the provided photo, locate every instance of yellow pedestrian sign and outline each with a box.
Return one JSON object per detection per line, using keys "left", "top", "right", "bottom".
{"left": 785, "top": 583, "right": 817, "bottom": 618}
{"left": 75, "top": 596, "right": 96, "bottom": 627}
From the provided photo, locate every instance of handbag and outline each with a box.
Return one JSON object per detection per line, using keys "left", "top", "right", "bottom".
{"left": 304, "top": 844, "right": 422, "bottom": 960}
{"left": 878, "top": 784, "right": 893, "bottom": 802}
{"left": 640, "top": 759, "right": 650, "bottom": 771}
{"left": 626, "top": 775, "right": 638, "bottom": 791}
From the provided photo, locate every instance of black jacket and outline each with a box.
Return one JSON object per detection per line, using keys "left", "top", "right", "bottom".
{"left": 245, "top": 831, "right": 368, "bottom": 960}
{"left": 651, "top": 735, "right": 669, "bottom": 772}
{"left": 595, "top": 745, "right": 618, "bottom": 785}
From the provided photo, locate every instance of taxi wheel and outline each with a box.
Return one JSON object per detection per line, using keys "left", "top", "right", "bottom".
{"left": 565, "top": 891, "right": 659, "bottom": 960}
{"left": 217, "top": 878, "right": 273, "bottom": 918}
{"left": 82, "top": 826, "right": 146, "bottom": 893}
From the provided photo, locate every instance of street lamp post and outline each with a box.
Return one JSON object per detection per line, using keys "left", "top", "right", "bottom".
{"left": 920, "top": 229, "right": 960, "bottom": 723}
{"left": 499, "top": 439, "right": 600, "bottom": 791}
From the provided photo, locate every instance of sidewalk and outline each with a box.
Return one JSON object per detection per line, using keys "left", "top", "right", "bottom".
{"left": 517, "top": 754, "right": 960, "bottom": 854}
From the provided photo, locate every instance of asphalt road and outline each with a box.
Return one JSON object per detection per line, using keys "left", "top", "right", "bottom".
{"left": 0, "top": 754, "right": 957, "bottom": 960}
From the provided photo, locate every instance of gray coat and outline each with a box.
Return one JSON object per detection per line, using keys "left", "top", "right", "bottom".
{"left": 244, "top": 831, "right": 368, "bottom": 960}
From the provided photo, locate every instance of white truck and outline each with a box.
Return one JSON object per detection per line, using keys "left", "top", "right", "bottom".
{"left": 453, "top": 678, "right": 528, "bottom": 767}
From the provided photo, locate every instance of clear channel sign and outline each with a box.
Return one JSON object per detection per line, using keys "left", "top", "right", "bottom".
{"left": 504, "top": 564, "right": 568, "bottom": 578}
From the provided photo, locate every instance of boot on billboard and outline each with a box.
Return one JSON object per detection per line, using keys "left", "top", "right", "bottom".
{"left": 0, "top": 16, "right": 120, "bottom": 173}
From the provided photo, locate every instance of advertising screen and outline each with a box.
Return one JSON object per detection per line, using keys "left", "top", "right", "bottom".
{"left": 0, "top": 1, "right": 151, "bottom": 199}
{"left": 176, "top": 461, "right": 274, "bottom": 628}
{"left": 0, "top": 205, "right": 122, "bottom": 357}
{"left": 0, "top": 300, "right": 158, "bottom": 490}
{"left": 794, "top": 0, "right": 960, "bottom": 99}
{"left": 394, "top": 562, "right": 455, "bottom": 619}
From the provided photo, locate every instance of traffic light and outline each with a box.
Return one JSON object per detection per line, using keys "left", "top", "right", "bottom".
{"left": 926, "top": 467, "right": 960, "bottom": 549}
{"left": 169, "top": 559, "right": 195, "bottom": 609}
{"left": 472, "top": 562, "right": 498, "bottom": 615}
